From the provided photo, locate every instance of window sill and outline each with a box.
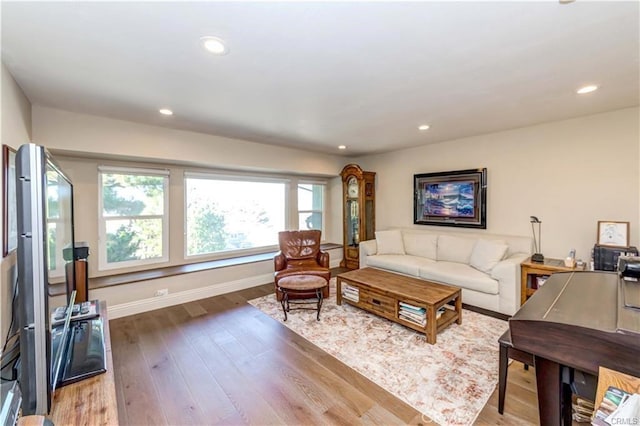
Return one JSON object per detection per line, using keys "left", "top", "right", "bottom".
{"left": 48, "top": 243, "right": 342, "bottom": 296}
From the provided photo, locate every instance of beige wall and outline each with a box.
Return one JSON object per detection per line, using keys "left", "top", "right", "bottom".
{"left": 11, "top": 82, "right": 639, "bottom": 317}
{"left": 33, "top": 106, "right": 346, "bottom": 177}
{"left": 32, "top": 106, "right": 347, "bottom": 313}
{"left": 355, "top": 107, "right": 640, "bottom": 262}
{"left": 1, "top": 62, "right": 32, "bottom": 340}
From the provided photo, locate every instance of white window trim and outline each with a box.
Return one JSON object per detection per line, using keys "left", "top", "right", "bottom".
{"left": 296, "top": 181, "right": 326, "bottom": 239}
{"left": 46, "top": 218, "right": 67, "bottom": 279}
{"left": 183, "top": 171, "right": 289, "bottom": 260}
{"left": 98, "top": 167, "right": 170, "bottom": 271}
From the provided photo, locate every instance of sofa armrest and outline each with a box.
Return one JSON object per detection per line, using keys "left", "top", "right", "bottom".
{"left": 358, "top": 239, "right": 377, "bottom": 269}
{"left": 491, "top": 253, "right": 530, "bottom": 315}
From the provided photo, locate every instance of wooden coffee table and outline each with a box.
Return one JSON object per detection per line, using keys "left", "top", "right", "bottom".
{"left": 337, "top": 268, "right": 462, "bottom": 344}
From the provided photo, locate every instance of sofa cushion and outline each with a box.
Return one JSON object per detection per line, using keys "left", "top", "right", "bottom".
{"left": 469, "top": 239, "right": 509, "bottom": 273}
{"left": 375, "top": 230, "right": 405, "bottom": 255}
{"left": 418, "top": 262, "right": 499, "bottom": 294}
{"left": 402, "top": 231, "right": 438, "bottom": 260}
{"left": 437, "top": 235, "right": 476, "bottom": 264}
{"left": 367, "top": 255, "right": 435, "bottom": 277}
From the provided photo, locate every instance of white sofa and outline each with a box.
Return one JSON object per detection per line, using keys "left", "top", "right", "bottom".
{"left": 359, "top": 228, "right": 532, "bottom": 316}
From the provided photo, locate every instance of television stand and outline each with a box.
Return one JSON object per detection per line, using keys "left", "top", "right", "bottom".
{"left": 19, "top": 301, "right": 118, "bottom": 425}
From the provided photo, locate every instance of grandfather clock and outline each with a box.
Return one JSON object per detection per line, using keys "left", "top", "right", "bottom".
{"left": 340, "top": 164, "right": 375, "bottom": 269}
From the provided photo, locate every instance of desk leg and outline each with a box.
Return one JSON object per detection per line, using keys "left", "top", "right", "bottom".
{"left": 535, "top": 356, "right": 562, "bottom": 425}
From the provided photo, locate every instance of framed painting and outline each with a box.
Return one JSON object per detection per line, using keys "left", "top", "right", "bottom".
{"left": 414, "top": 168, "right": 487, "bottom": 229}
{"left": 597, "top": 221, "right": 629, "bottom": 247}
{"left": 3, "top": 144, "right": 17, "bottom": 256}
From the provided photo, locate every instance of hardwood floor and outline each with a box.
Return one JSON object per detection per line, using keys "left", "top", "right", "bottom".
{"left": 111, "top": 284, "right": 540, "bottom": 425}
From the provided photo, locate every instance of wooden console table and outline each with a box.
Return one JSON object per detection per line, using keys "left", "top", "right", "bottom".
{"left": 520, "top": 257, "right": 584, "bottom": 305}
{"left": 51, "top": 301, "right": 118, "bottom": 424}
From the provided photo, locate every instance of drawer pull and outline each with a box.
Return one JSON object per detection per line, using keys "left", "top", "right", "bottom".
{"left": 372, "top": 299, "right": 381, "bottom": 305}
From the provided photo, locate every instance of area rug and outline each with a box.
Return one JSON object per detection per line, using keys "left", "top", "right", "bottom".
{"left": 248, "top": 278, "right": 508, "bottom": 425}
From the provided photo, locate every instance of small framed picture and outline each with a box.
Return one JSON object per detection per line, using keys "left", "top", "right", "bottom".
{"left": 597, "top": 221, "right": 630, "bottom": 247}
{"left": 3, "top": 144, "right": 17, "bottom": 257}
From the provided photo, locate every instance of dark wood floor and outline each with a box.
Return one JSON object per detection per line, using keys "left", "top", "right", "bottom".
{"left": 110, "top": 283, "right": 540, "bottom": 425}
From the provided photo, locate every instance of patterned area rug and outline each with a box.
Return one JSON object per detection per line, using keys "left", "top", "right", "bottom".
{"left": 248, "top": 278, "right": 508, "bottom": 425}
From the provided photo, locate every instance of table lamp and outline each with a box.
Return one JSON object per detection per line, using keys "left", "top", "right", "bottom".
{"left": 530, "top": 216, "right": 544, "bottom": 262}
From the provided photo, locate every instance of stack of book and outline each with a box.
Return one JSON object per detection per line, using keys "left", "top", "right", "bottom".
{"left": 571, "top": 395, "right": 594, "bottom": 423}
{"left": 399, "top": 302, "right": 426, "bottom": 326}
{"left": 341, "top": 284, "right": 360, "bottom": 302}
{"left": 399, "top": 302, "right": 448, "bottom": 327}
{"left": 592, "top": 386, "right": 639, "bottom": 426}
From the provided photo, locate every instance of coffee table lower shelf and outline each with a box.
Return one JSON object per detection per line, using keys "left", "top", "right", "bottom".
{"left": 336, "top": 268, "right": 462, "bottom": 344}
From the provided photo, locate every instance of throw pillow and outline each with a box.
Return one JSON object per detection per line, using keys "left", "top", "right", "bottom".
{"left": 470, "top": 239, "right": 509, "bottom": 273}
{"left": 437, "top": 235, "right": 477, "bottom": 263}
{"left": 375, "top": 230, "right": 406, "bottom": 255}
{"left": 403, "top": 231, "right": 438, "bottom": 260}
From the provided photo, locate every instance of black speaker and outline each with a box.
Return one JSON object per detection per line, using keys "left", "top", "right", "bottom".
{"left": 63, "top": 242, "right": 90, "bottom": 261}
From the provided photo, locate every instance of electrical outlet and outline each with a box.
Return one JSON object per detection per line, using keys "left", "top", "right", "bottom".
{"left": 155, "top": 288, "right": 169, "bottom": 297}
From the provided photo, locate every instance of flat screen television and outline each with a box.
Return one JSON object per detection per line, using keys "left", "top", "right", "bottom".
{"left": 16, "top": 143, "right": 75, "bottom": 415}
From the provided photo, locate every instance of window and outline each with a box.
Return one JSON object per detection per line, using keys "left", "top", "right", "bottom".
{"left": 98, "top": 166, "right": 169, "bottom": 270}
{"left": 185, "top": 173, "right": 287, "bottom": 257}
{"left": 297, "top": 182, "right": 325, "bottom": 234}
{"left": 46, "top": 168, "right": 73, "bottom": 278}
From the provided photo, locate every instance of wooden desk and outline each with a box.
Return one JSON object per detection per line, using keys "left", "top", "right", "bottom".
{"left": 510, "top": 272, "right": 640, "bottom": 425}
{"left": 520, "top": 257, "right": 584, "bottom": 305}
{"left": 50, "top": 301, "right": 118, "bottom": 425}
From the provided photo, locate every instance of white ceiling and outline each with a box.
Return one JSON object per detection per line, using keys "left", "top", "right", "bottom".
{"left": 2, "top": 1, "right": 638, "bottom": 157}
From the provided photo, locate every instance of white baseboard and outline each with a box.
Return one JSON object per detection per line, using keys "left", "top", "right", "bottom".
{"left": 107, "top": 256, "right": 342, "bottom": 319}
{"left": 107, "top": 273, "right": 273, "bottom": 319}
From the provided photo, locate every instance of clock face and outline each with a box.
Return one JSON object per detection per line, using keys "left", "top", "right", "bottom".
{"left": 347, "top": 177, "right": 358, "bottom": 197}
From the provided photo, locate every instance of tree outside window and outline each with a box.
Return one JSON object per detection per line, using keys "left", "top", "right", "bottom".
{"left": 298, "top": 183, "right": 324, "bottom": 233}
{"left": 185, "top": 175, "right": 285, "bottom": 257}
{"left": 99, "top": 168, "right": 168, "bottom": 269}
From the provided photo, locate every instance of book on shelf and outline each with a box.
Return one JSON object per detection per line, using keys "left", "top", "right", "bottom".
{"left": 572, "top": 395, "right": 595, "bottom": 423}
{"left": 397, "top": 305, "right": 447, "bottom": 326}
{"left": 399, "top": 301, "right": 426, "bottom": 312}
{"left": 399, "top": 313, "right": 426, "bottom": 326}
{"left": 343, "top": 284, "right": 359, "bottom": 293}
{"left": 342, "top": 291, "right": 359, "bottom": 302}
{"left": 398, "top": 309, "right": 425, "bottom": 323}
{"left": 591, "top": 386, "right": 638, "bottom": 426}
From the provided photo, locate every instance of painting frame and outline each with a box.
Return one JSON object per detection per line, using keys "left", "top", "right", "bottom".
{"left": 3, "top": 144, "right": 17, "bottom": 256}
{"left": 414, "top": 168, "right": 487, "bottom": 229}
{"left": 597, "top": 221, "right": 630, "bottom": 247}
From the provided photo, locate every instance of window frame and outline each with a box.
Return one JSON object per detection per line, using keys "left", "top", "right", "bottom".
{"left": 98, "top": 165, "right": 170, "bottom": 271}
{"left": 183, "top": 171, "right": 290, "bottom": 260}
{"left": 296, "top": 180, "right": 326, "bottom": 237}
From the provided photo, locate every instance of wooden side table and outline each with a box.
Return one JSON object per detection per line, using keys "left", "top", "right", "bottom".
{"left": 520, "top": 257, "right": 585, "bottom": 305}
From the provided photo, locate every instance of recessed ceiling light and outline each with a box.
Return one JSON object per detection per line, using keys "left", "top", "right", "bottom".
{"left": 576, "top": 85, "right": 599, "bottom": 94}
{"left": 159, "top": 108, "right": 173, "bottom": 116}
{"left": 418, "top": 124, "right": 430, "bottom": 131}
{"left": 200, "top": 36, "right": 228, "bottom": 55}
{"left": 338, "top": 145, "right": 347, "bottom": 150}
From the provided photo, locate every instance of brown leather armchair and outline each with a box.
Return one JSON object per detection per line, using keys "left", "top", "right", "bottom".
{"left": 274, "top": 230, "right": 330, "bottom": 301}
